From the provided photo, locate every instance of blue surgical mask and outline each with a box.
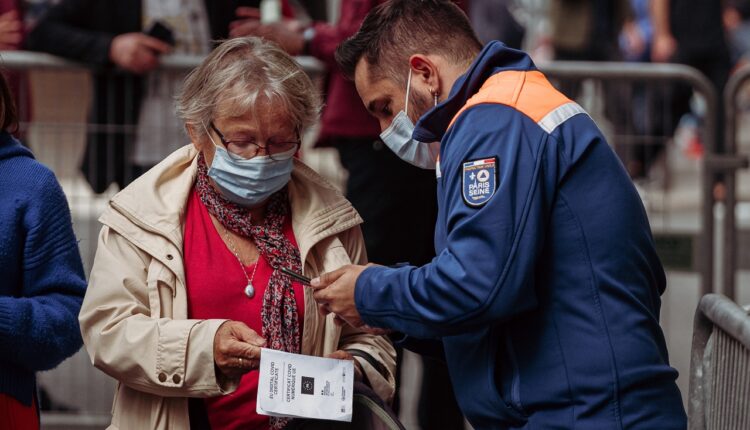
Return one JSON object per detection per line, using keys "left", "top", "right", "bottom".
{"left": 203, "top": 124, "right": 295, "bottom": 207}
{"left": 379, "top": 70, "right": 440, "bottom": 170}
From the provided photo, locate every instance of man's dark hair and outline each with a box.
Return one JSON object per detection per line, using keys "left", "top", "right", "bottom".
{"left": 335, "top": 0, "right": 482, "bottom": 83}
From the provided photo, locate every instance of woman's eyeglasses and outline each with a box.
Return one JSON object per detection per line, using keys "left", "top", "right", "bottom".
{"left": 210, "top": 122, "right": 300, "bottom": 161}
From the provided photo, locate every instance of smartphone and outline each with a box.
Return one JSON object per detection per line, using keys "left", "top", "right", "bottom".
{"left": 144, "top": 20, "right": 175, "bottom": 46}
{"left": 280, "top": 267, "right": 311, "bottom": 285}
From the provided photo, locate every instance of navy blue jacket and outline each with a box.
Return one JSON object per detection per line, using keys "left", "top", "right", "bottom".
{"left": 0, "top": 132, "right": 87, "bottom": 406}
{"left": 354, "top": 42, "right": 687, "bottom": 429}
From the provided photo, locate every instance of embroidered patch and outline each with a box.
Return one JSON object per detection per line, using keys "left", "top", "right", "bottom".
{"left": 462, "top": 157, "right": 498, "bottom": 207}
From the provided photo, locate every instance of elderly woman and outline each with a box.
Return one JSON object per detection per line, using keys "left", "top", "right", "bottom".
{"left": 80, "top": 37, "right": 396, "bottom": 430}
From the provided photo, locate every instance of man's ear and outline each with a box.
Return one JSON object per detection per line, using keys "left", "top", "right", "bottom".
{"left": 409, "top": 54, "right": 439, "bottom": 92}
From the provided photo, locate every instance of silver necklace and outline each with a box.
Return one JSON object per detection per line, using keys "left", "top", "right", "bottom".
{"left": 221, "top": 225, "right": 259, "bottom": 298}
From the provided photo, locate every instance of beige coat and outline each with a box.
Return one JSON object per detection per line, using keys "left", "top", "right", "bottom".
{"left": 80, "top": 146, "right": 396, "bottom": 430}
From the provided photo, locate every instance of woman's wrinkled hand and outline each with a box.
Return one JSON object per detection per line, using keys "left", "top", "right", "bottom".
{"left": 214, "top": 321, "right": 266, "bottom": 379}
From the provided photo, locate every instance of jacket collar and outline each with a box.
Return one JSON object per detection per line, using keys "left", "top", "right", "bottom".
{"left": 101, "top": 145, "right": 362, "bottom": 262}
{"left": 412, "top": 41, "right": 537, "bottom": 143}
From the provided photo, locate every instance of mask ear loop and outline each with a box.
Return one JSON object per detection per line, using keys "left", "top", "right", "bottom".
{"left": 202, "top": 123, "right": 220, "bottom": 149}
{"left": 405, "top": 69, "right": 413, "bottom": 117}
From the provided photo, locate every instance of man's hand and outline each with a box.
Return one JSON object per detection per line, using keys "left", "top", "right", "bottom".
{"left": 0, "top": 10, "right": 22, "bottom": 50}
{"left": 229, "top": 7, "right": 305, "bottom": 55}
{"left": 311, "top": 265, "right": 370, "bottom": 328}
{"left": 326, "top": 350, "right": 364, "bottom": 381}
{"left": 109, "top": 33, "right": 171, "bottom": 74}
{"left": 213, "top": 320, "right": 266, "bottom": 379}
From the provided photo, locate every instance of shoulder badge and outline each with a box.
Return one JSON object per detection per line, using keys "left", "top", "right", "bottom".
{"left": 462, "top": 157, "right": 498, "bottom": 207}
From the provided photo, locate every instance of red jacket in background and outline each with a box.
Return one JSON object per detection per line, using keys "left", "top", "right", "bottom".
{"left": 306, "top": 0, "right": 384, "bottom": 145}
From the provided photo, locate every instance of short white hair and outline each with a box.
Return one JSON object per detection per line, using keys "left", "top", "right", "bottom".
{"left": 177, "top": 37, "right": 321, "bottom": 136}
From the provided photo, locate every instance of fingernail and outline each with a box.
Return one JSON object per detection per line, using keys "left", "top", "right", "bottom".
{"left": 311, "top": 277, "right": 320, "bottom": 287}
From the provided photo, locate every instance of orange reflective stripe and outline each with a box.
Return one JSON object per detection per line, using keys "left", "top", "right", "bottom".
{"left": 448, "top": 70, "right": 571, "bottom": 130}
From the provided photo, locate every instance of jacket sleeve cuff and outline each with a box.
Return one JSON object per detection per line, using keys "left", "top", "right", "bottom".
{"left": 354, "top": 265, "right": 390, "bottom": 328}
{"left": 160, "top": 318, "right": 239, "bottom": 396}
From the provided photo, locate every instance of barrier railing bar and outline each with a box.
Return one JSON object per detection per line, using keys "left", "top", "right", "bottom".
{"left": 0, "top": 50, "right": 326, "bottom": 76}
{"left": 722, "top": 65, "right": 750, "bottom": 300}
{"left": 542, "top": 61, "right": 718, "bottom": 296}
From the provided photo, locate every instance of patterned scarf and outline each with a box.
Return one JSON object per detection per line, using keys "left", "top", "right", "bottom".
{"left": 196, "top": 154, "right": 301, "bottom": 428}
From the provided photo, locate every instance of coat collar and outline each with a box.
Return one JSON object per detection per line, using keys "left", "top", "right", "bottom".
{"left": 101, "top": 145, "right": 362, "bottom": 264}
{"left": 412, "top": 41, "right": 537, "bottom": 143}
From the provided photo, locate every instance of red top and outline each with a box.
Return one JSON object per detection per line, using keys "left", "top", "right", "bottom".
{"left": 184, "top": 190, "right": 305, "bottom": 430}
{"left": 0, "top": 393, "right": 38, "bottom": 430}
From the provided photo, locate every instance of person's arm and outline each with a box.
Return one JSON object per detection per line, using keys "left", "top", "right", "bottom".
{"left": 307, "top": 0, "right": 382, "bottom": 67}
{"left": 25, "top": 0, "right": 169, "bottom": 73}
{"left": 79, "top": 225, "right": 243, "bottom": 397}
{"left": 353, "top": 105, "right": 560, "bottom": 339}
{"left": 0, "top": 0, "right": 22, "bottom": 50}
{"left": 0, "top": 167, "right": 86, "bottom": 371}
{"left": 334, "top": 227, "right": 397, "bottom": 404}
{"left": 25, "top": 0, "right": 115, "bottom": 65}
{"left": 650, "top": 0, "right": 676, "bottom": 62}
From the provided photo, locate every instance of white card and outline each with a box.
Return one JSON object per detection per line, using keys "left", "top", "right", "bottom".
{"left": 256, "top": 348, "right": 354, "bottom": 422}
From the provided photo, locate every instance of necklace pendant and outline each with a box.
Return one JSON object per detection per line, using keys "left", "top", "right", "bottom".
{"left": 244, "top": 282, "right": 255, "bottom": 298}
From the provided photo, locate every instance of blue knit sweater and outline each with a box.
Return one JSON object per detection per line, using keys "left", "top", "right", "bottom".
{"left": 0, "top": 131, "right": 86, "bottom": 406}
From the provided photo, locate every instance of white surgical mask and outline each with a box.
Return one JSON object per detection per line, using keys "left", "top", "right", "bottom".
{"left": 203, "top": 124, "right": 295, "bottom": 207}
{"left": 379, "top": 70, "right": 440, "bottom": 170}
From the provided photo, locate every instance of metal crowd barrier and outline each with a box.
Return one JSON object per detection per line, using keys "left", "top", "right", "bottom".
{"left": 688, "top": 294, "right": 750, "bottom": 429}
{"left": 0, "top": 50, "right": 326, "bottom": 74}
{"left": 721, "top": 65, "right": 750, "bottom": 301}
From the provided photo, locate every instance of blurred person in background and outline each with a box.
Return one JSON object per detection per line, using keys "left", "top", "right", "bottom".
{"left": 650, "top": 0, "right": 731, "bottom": 158}
{"left": 620, "top": 0, "right": 651, "bottom": 62}
{"left": 550, "top": 0, "right": 631, "bottom": 62}
{"left": 617, "top": 0, "right": 659, "bottom": 178}
{"left": 230, "top": 2, "right": 466, "bottom": 429}
{"left": 467, "top": 0, "right": 525, "bottom": 50}
{"left": 724, "top": 0, "right": 750, "bottom": 66}
{"left": 79, "top": 37, "right": 395, "bottom": 430}
{"left": 0, "top": 68, "right": 87, "bottom": 430}
{"left": 25, "top": 0, "right": 264, "bottom": 194}
{"left": 548, "top": 0, "right": 634, "bottom": 169}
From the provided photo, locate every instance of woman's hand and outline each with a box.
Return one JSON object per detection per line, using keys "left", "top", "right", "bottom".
{"left": 326, "top": 350, "right": 364, "bottom": 382}
{"left": 214, "top": 321, "right": 266, "bottom": 379}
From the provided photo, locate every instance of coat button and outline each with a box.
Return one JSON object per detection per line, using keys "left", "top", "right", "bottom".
{"left": 172, "top": 374, "right": 181, "bottom": 384}
{"left": 166, "top": 254, "right": 174, "bottom": 260}
{"left": 158, "top": 372, "right": 167, "bottom": 382}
